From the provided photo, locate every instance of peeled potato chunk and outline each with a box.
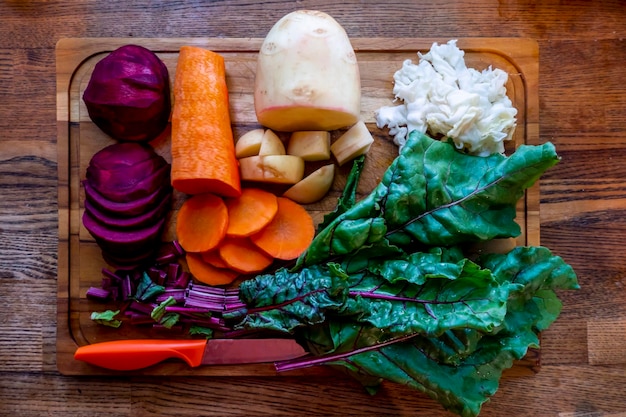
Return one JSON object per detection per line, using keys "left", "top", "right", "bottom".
{"left": 235, "top": 128, "right": 265, "bottom": 158}
{"left": 330, "top": 121, "right": 374, "bottom": 166}
{"left": 258, "top": 129, "right": 286, "bottom": 155}
{"left": 283, "top": 164, "right": 335, "bottom": 204}
{"left": 254, "top": 10, "right": 361, "bottom": 132}
{"left": 239, "top": 154, "right": 305, "bottom": 184}
{"left": 287, "top": 131, "right": 331, "bottom": 161}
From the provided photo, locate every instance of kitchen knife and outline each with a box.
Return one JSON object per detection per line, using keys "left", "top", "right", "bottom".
{"left": 74, "top": 338, "right": 308, "bottom": 371}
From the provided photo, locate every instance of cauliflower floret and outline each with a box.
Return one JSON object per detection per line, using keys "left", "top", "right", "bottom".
{"left": 375, "top": 40, "right": 517, "bottom": 156}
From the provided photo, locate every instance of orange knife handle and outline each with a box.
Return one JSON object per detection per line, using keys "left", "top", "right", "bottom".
{"left": 74, "top": 339, "right": 207, "bottom": 371}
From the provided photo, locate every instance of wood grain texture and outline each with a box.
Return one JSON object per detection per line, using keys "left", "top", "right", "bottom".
{"left": 1, "top": 0, "right": 626, "bottom": 416}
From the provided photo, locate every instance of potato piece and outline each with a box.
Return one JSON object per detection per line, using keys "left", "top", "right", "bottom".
{"left": 331, "top": 121, "right": 374, "bottom": 166}
{"left": 258, "top": 129, "right": 286, "bottom": 155}
{"left": 254, "top": 10, "right": 361, "bottom": 132}
{"left": 283, "top": 164, "right": 335, "bottom": 204}
{"left": 235, "top": 128, "right": 265, "bottom": 158}
{"left": 239, "top": 155, "right": 305, "bottom": 184}
{"left": 287, "top": 131, "right": 331, "bottom": 161}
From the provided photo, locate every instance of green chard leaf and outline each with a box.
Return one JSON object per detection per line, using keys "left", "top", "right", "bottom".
{"left": 275, "top": 246, "right": 579, "bottom": 417}
{"left": 231, "top": 248, "right": 509, "bottom": 338}
{"left": 228, "top": 265, "right": 350, "bottom": 333}
{"left": 478, "top": 246, "right": 579, "bottom": 334}
{"left": 151, "top": 296, "right": 180, "bottom": 328}
{"left": 188, "top": 325, "right": 214, "bottom": 338}
{"left": 317, "top": 154, "right": 366, "bottom": 231}
{"left": 90, "top": 310, "right": 122, "bottom": 328}
{"left": 298, "top": 132, "right": 560, "bottom": 267}
{"left": 134, "top": 271, "right": 165, "bottom": 302}
{"left": 339, "top": 254, "right": 509, "bottom": 336}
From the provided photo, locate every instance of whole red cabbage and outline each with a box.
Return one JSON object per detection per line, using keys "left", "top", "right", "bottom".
{"left": 83, "top": 44, "right": 171, "bottom": 142}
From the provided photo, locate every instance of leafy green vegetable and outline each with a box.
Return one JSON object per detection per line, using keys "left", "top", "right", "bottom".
{"left": 188, "top": 325, "right": 214, "bottom": 338}
{"left": 224, "top": 132, "right": 577, "bottom": 417}
{"left": 228, "top": 265, "right": 350, "bottom": 333}
{"left": 90, "top": 310, "right": 122, "bottom": 328}
{"left": 151, "top": 296, "right": 180, "bottom": 328}
{"left": 134, "top": 271, "right": 165, "bottom": 302}
{"left": 290, "top": 247, "right": 575, "bottom": 415}
{"left": 317, "top": 154, "right": 366, "bottom": 231}
{"left": 297, "top": 132, "right": 560, "bottom": 267}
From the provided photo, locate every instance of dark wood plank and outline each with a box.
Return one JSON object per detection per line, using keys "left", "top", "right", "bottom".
{"left": 2, "top": 1, "right": 626, "bottom": 415}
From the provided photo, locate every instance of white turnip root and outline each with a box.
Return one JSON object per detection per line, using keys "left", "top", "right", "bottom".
{"left": 254, "top": 10, "right": 361, "bottom": 132}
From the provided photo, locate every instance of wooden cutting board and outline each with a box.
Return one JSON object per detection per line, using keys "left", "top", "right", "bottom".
{"left": 56, "top": 37, "right": 540, "bottom": 376}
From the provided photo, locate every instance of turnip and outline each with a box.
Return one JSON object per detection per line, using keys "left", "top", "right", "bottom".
{"left": 258, "top": 129, "right": 286, "bottom": 156}
{"left": 235, "top": 129, "right": 265, "bottom": 158}
{"left": 239, "top": 154, "right": 305, "bottom": 184}
{"left": 330, "top": 120, "right": 374, "bottom": 166}
{"left": 254, "top": 10, "right": 361, "bottom": 132}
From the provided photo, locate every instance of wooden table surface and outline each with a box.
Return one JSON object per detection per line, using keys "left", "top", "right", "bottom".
{"left": 2, "top": 1, "right": 626, "bottom": 416}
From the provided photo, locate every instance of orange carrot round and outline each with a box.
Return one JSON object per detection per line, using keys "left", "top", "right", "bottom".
{"left": 176, "top": 193, "right": 228, "bottom": 253}
{"left": 218, "top": 237, "right": 274, "bottom": 274}
{"left": 186, "top": 252, "right": 239, "bottom": 286}
{"left": 171, "top": 46, "right": 241, "bottom": 197}
{"left": 250, "top": 197, "right": 314, "bottom": 260}
{"left": 226, "top": 188, "right": 278, "bottom": 238}
{"left": 200, "top": 249, "right": 229, "bottom": 269}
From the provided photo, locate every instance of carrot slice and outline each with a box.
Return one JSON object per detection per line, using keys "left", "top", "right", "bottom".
{"left": 176, "top": 193, "right": 228, "bottom": 253}
{"left": 200, "top": 249, "right": 229, "bottom": 269}
{"left": 218, "top": 237, "right": 274, "bottom": 274}
{"left": 171, "top": 46, "right": 241, "bottom": 197}
{"left": 186, "top": 252, "right": 239, "bottom": 286}
{"left": 226, "top": 188, "right": 278, "bottom": 237}
{"left": 250, "top": 197, "right": 314, "bottom": 260}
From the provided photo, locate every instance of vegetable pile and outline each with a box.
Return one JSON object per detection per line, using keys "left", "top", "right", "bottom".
{"left": 79, "top": 10, "right": 579, "bottom": 417}
{"left": 224, "top": 132, "right": 579, "bottom": 417}
{"left": 85, "top": 132, "right": 578, "bottom": 417}
{"left": 175, "top": 188, "right": 315, "bottom": 286}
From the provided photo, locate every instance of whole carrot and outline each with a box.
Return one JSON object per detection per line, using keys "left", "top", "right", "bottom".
{"left": 171, "top": 46, "right": 241, "bottom": 197}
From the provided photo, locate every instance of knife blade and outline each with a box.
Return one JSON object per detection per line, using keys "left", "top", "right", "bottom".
{"left": 74, "top": 338, "right": 307, "bottom": 371}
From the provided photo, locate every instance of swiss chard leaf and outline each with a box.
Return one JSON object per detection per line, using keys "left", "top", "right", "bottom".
{"left": 317, "top": 154, "right": 366, "bottom": 231}
{"left": 478, "top": 246, "right": 579, "bottom": 334}
{"left": 298, "top": 132, "right": 560, "bottom": 267}
{"left": 151, "top": 296, "right": 180, "bottom": 328}
{"left": 90, "top": 310, "right": 122, "bottom": 328}
{"left": 479, "top": 245, "right": 581, "bottom": 293}
{"left": 228, "top": 265, "right": 350, "bottom": 333}
{"left": 272, "top": 247, "right": 578, "bottom": 417}
{"left": 231, "top": 248, "right": 510, "bottom": 338}
{"left": 339, "top": 257, "right": 509, "bottom": 336}
{"left": 134, "top": 271, "right": 165, "bottom": 302}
